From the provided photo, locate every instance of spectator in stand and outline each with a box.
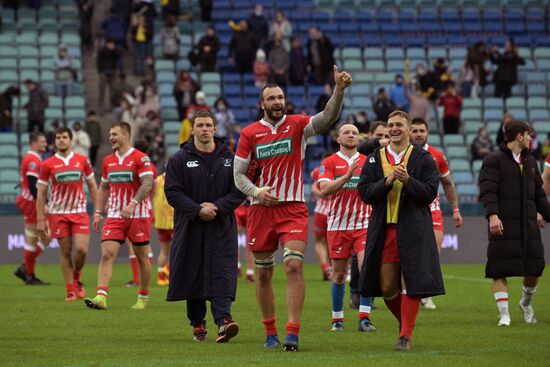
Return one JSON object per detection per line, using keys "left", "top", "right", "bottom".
{"left": 102, "top": 7, "right": 127, "bottom": 50}
{"left": 433, "top": 57, "right": 452, "bottom": 93}
{"left": 53, "top": 44, "right": 76, "bottom": 111}
{"left": 119, "top": 95, "right": 141, "bottom": 145}
{"left": 438, "top": 81, "right": 463, "bottom": 134}
{"left": 407, "top": 84, "right": 430, "bottom": 124}
{"left": 355, "top": 111, "right": 371, "bottom": 136}
{"left": 490, "top": 39, "right": 525, "bottom": 99}
{"left": 542, "top": 133, "right": 550, "bottom": 159}
{"left": 111, "top": 0, "right": 133, "bottom": 41}
{"left": 110, "top": 73, "right": 134, "bottom": 115}
{"left": 76, "top": 0, "right": 94, "bottom": 46}
{"left": 247, "top": 4, "right": 269, "bottom": 47}
{"left": 160, "top": 15, "right": 180, "bottom": 61}
{"left": 23, "top": 79, "right": 48, "bottom": 133}
{"left": 415, "top": 63, "right": 439, "bottom": 101}
{"left": 253, "top": 49, "right": 270, "bottom": 88}
{"left": 467, "top": 41, "right": 489, "bottom": 91}
{"left": 160, "top": 0, "right": 179, "bottom": 20}
{"left": 268, "top": 36, "right": 290, "bottom": 87}
{"left": 389, "top": 74, "right": 410, "bottom": 112}
{"left": 90, "top": 0, "right": 106, "bottom": 54}
{"left": 229, "top": 20, "right": 258, "bottom": 74}
{"left": 0, "top": 86, "right": 20, "bottom": 132}
{"left": 85, "top": 111, "right": 101, "bottom": 167}
{"left": 269, "top": 10, "right": 292, "bottom": 51}
{"left": 199, "top": 0, "right": 212, "bottom": 22}
{"left": 197, "top": 25, "right": 220, "bottom": 72}
{"left": 459, "top": 57, "right": 477, "bottom": 98}
{"left": 373, "top": 87, "right": 395, "bottom": 122}
{"left": 135, "top": 80, "right": 160, "bottom": 120}
{"left": 173, "top": 71, "right": 200, "bottom": 120}
{"left": 46, "top": 120, "right": 60, "bottom": 153}
{"left": 214, "top": 97, "right": 237, "bottom": 145}
{"left": 496, "top": 112, "right": 514, "bottom": 146}
{"left": 289, "top": 37, "right": 306, "bottom": 86}
{"left": 133, "top": 0, "right": 157, "bottom": 33}
{"left": 71, "top": 121, "right": 91, "bottom": 157}
{"left": 131, "top": 14, "right": 153, "bottom": 76}
{"left": 185, "top": 91, "right": 211, "bottom": 118}
{"left": 307, "top": 26, "right": 335, "bottom": 85}
{"left": 470, "top": 127, "right": 494, "bottom": 161}
{"left": 97, "top": 39, "right": 121, "bottom": 113}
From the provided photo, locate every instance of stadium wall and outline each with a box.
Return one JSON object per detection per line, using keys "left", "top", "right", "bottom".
{"left": 2, "top": 216, "right": 549, "bottom": 264}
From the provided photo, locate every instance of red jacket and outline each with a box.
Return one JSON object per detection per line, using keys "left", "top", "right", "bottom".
{"left": 438, "top": 92, "right": 463, "bottom": 118}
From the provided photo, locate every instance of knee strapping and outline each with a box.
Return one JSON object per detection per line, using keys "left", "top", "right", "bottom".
{"left": 253, "top": 254, "right": 275, "bottom": 269}
{"left": 283, "top": 247, "right": 303, "bottom": 263}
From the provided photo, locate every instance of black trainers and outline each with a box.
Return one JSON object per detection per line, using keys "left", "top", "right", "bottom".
{"left": 192, "top": 323, "right": 207, "bottom": 342}
{"left": 216, "top": 320, "right": 239, "bottom": 343}
{"left": 25, "top": 274, "right": 50, "bottom": 285}
{"left": 125, "top": 280, "right": 139, "bottom": 287}
{"left": 14, "top": 265, "right": 26, "bottom": 282}
{"left": 395, "top": 336, "right": 411, "bottom": 351}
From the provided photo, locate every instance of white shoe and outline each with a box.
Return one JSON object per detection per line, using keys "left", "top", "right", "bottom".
{"left": 498, "top": 315, "right": 511, "bottom": 326}
{"left": 519, "top": 300, "right": 537, "bottom": 324}
{"left": 421, "top": 297, "right": 437, "bottom": 310}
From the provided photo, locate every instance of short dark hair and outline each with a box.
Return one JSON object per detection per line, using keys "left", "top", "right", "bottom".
{"left": 504, "top": 120, "right": 531, "bottom": 143}
{"left": 191, "top": 110, "right": 216, "bottom": 127}
{"left": 411, "top": 117, "right": 428, "bottom": 129}
{"left": 260, "top": 83, "right": 283, "bottom": 101}
{"left": 111, "top": 121, "right": 132, "bottom": 136}
{"left": 134, "top": 139, "right": 149, "bottom": 154}
{"left": 369, "top": 120, "right": 387, "bottom": 134}
{"left": 55, "top": 126, "right": 73, "bottom": 140}
{"left": 86, "top": 110, "right": 97, "bottom": 117}
{"left": 29, "top": 131, "right": 45, "bottom": 144}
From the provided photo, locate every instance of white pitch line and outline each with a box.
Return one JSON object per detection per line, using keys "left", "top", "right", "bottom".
{"left": 444, "top": 274, "right": 492, "bottom": 284}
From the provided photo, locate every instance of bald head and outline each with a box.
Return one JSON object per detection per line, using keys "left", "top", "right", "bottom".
{"left": 337, "top": 123, "right": 360, "bottom": 150}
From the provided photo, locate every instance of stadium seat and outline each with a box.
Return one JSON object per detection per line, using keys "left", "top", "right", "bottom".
{"left": 457, "top": 184, "right": 479, "bottom": 196}
{"left": 449, "top": 158, "right": 471, "bottom": 172}
{"left": 444, "top": 134, "right": 465, "bottom": 146}
{"left": 446, "top": 146, "right": 468, "bottom": 159}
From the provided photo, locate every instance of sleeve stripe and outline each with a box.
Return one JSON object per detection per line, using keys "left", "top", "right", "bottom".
{"left": 26, "top": 172, "right": 39, "bottom": 177}
{"left": 101, "top": 177, "right": 109, "bottom": 183}
{"left": 37, "top": 179, "right": 48, "bottom": 186}
{"left": 440, "top": 171, "right": 451, "bottom": 178}
{"left": 545, "top": 162, "right": 550, "bottom": 168}
{"left": 318, "top": 178, "right": 332, "bottom": 182}
{"left": 235, "top": 155, "right": 251, "bottom": 163}
{"left": 86, "top": 173, "right": 95, "bottom": 179}
{"left": 139, "top": 171, "right": 154, "bottom": 177}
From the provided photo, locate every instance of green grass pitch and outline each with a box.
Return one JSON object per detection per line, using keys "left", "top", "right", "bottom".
{"left": 2, "top": 263, "right": 549, "bottom": 366}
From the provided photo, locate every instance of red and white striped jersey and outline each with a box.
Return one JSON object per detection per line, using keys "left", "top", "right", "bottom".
{"left": 235, "top": 114, "right": 312, "bottom": 205}
{"left": 38, "top": 152, "right": 94, "bottom": 214}
{"left": 310, "top": 166, "right": 329, "bottom": 215}
{"left": 18, "top": 150, "right": 42, "bottom": 202}
{"left": 545, "top": 153, "right": 550, "bottom": 168}
{"left": 318, "top": 151, "right": 370, "bottom": 231}
{"left": 424, "top": 144, "right": 450, "bottom": 213}
{"left": 101, "top": 148, "right": 154, "bottom": 218}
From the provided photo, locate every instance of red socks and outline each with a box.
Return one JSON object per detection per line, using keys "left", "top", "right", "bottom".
{"left": 23, "top": 246, "right": 43, "bottom": 275}
{"left": 73, "top": 271, "right": 81, "bottom": 283}
{"left": 129, "top": 256, "right": 140, "bottom": 284}
{"left": 400, "top": 295, "right": 421, "bottom": 339}
{"left": 286, "top": 321, "right": 300, "bottom": 336}
{"left": 262, "top": 317, "right": 278, "bottom": 336}
{"left": 384, "top": 292, "right": 402, "bottom": 323}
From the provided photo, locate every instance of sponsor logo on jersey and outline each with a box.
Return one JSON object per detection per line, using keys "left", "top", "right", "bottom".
{"left": 255, "top": 132, "right": 268, "bottom": 138}
{"left": 141, "top": 156, "right": 150, "bottom": 162}
{"left": 282, "top": 125, "right": 290, "bottom": 133}
{"left": 108, "top": 163, "right": 117, "bottom": 167}
{"left": 54, "top": 170, "right": 82, "bottom": 183}
{"left": 255, "top": 138, "right": 292, "bottom": 160}
{"left": 369, "top": 157, "right": 375, "bottom": 163}
{"left": 223, "top": 158, "right": 232, "bottom": 167}
{"left": 319, "top": 165, "right": 325, "bottom": 175}
{"left": 29, "top": 162, "right": 37, "bottom": 170}
{"left": 107, "top": 170, "right": 134, "bottom": 182}
{"left": 75, "top": 162, "right": 81, "bottom": 167}
{"left": 336, "top": 165, "right": 346, "bottom": 169}
{"left": 248, "top": 237, "right": 256, "bottom": 246}
{"left": 187, "top": 161, "right": 199, "bottom": 168}
{"left": 336, "top": 175, "right": 360, "bottom": 189}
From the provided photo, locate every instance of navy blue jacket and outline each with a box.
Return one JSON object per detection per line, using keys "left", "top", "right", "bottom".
{"left": 358, "top": 145, "right": 445, "bottom": 298}
{"left": 165, "top": 137, "right": 245, "bottom": 301}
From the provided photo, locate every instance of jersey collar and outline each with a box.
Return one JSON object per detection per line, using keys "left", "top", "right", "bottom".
{"left": 387, "top": 145, "right": 409, "bottom": 164}
{"left": 27, "top": 150, "right": 41, "bottom": 160}
{"left": 423, "top": 143, "right": 429, "bottom": 151}
{"left": 54, "top": 151, "right": 74, "bottom": 166}
{"left": 336, "top": 150, "right": 359, "bottom": 165}
{"left": 115, "top": 147, "right": 135, "bottom": 164}
{"left": 260, "top": 115, "right": 287, "bottom": 133}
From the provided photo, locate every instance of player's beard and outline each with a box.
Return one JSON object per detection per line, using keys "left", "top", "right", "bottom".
{"left": 264, "top": 104, "right": 285, "bottom": 121}
{"left": 412, "top": 137, "right": 426, "bottom": 146}
{"left": 341, "top": 140, "right": 358, "bottom": 150}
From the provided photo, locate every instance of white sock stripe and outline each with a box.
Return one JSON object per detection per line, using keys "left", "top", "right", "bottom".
{"left": 246, "top": 269, "right": 254, "bottom": 275}
{"left": 24, "top": 244, "right": 37, "bottom": 252}
{"left": 138, "top": 294, "right": 149, "bottom": 299}
{"left": 332, "top": 311, "right": 344, "bottom": 318}
{"left": 494, "top": 292, "right": 508, "bottom": 301}
{"left": 359, "top": 305, "right": 371, "bottom": 313}
{"left": 129, "top": 255, "right": 136, "bottom": 259}
{"left": 97, "top": 289, "right": 108, "bottom": 296}
{"left": 522, "top": 286, "right": 537, "bottom": 294}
